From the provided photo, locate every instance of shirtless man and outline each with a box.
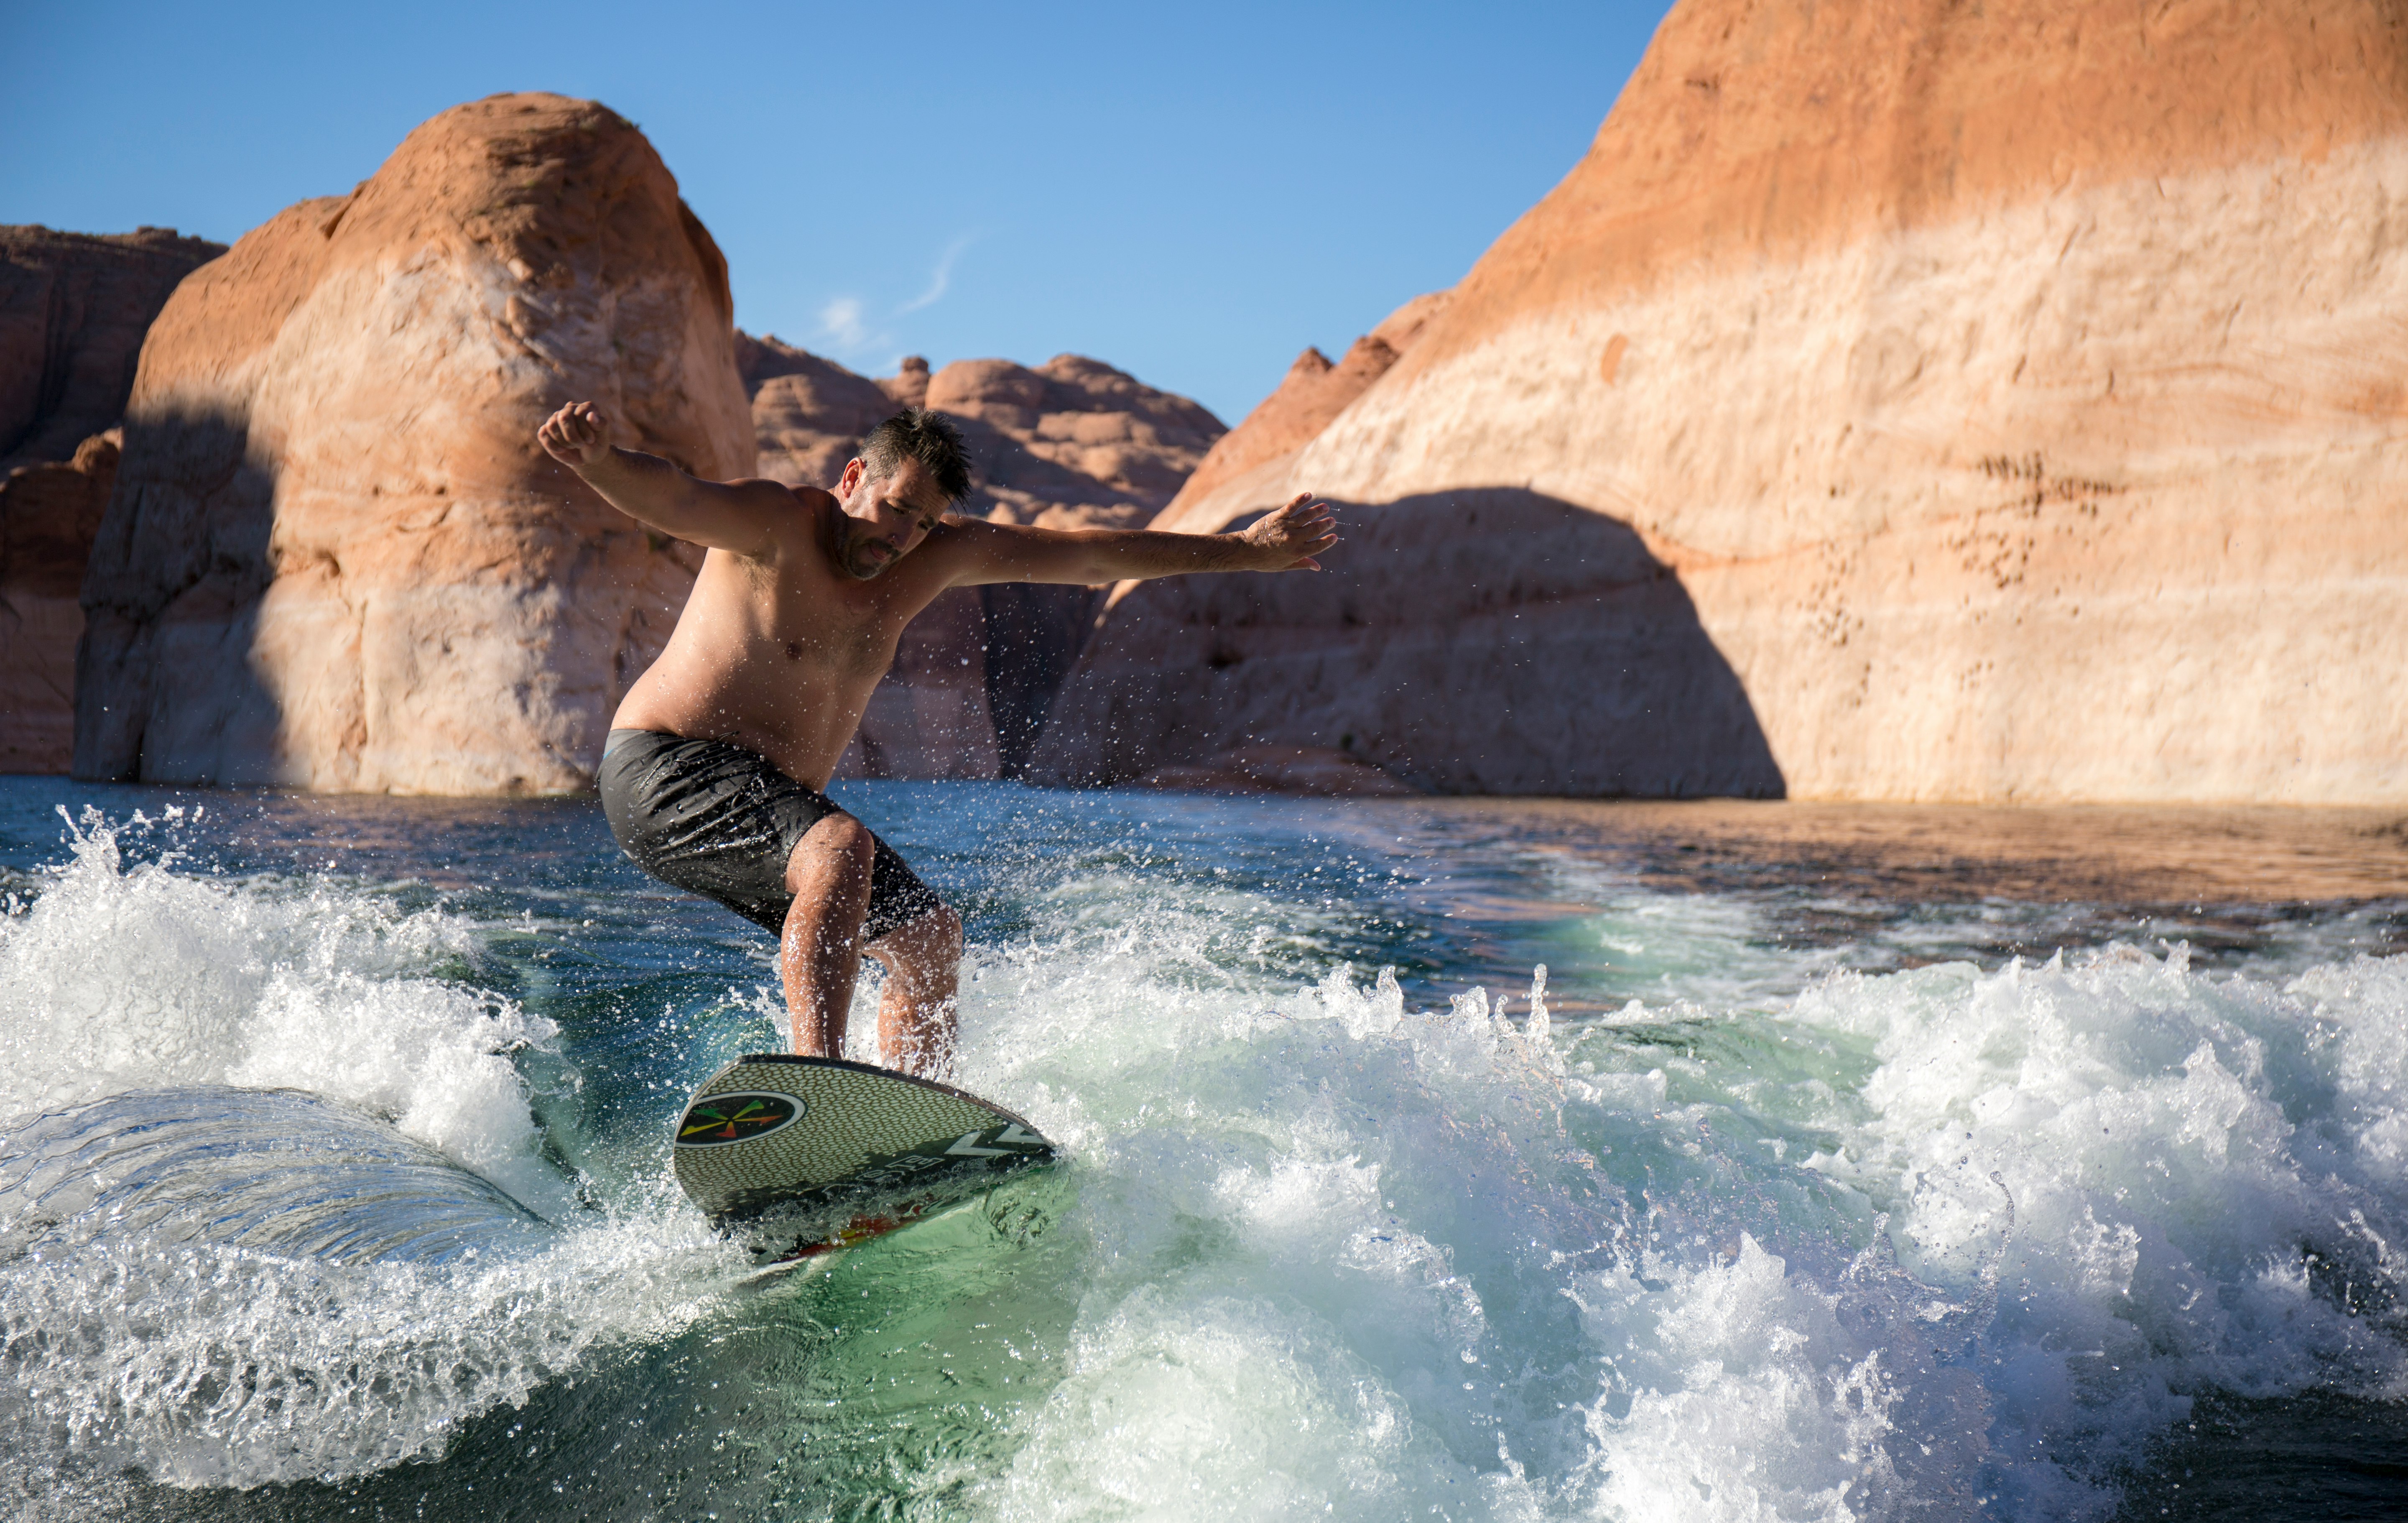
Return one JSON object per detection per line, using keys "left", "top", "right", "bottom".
{"left": 537, "top": 401, "right": 1335, "bottom": 1079}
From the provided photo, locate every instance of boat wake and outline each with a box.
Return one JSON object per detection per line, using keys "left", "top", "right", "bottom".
{"left": 0, "top": 814, "right": 741, "bottom": 1497}
{"left": 1, "top": 795, "right": 2404, "bottom": 1518}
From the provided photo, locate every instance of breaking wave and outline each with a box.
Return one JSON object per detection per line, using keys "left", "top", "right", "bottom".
{"left": 1, "top": 794, "right": 2403, "bottom": 1518}
{"left": 0, "top": 814, "right": 740, "bottom": 1495}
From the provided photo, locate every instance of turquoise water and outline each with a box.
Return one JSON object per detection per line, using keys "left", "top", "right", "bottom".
{"left": 1, "top": 777, "right": 2404, "bottom": 1520}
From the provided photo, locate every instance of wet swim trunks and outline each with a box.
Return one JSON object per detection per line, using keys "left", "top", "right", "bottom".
{"left": 597, "top": 729, "right": 945, "bottom": 940}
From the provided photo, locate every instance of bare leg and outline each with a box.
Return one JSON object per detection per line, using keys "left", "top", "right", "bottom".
{"left": 778, "top": 814, "right": 876, "bottom": 1057}
{"left": 865, "top": 904, "right": 962, "bottom": 1078}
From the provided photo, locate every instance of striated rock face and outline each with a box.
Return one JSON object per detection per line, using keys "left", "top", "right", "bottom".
{"left": 1, "top": 431, "right": 119, "bottom": 772}
{"left": 738, "top": 338, "right": 1222, "bottom": 530}
{"left": 77, "top": 93, "right": 752, "bottom": 793}
{"left": 1039, "top": 0, "right": 2408, "bottom": 804}
{"left": 730, "top": 337, "right": 1223, "bottom": 779}
{"left": 0, "top": 226, "right": 225, "bottom": 470}
{"left": 738, "top": 331, "right": 900, "bottom": 491}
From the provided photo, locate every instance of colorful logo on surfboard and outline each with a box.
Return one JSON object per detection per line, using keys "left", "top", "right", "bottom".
{"left": 676, "top": 1091, "right": 804, "bottom": 1146}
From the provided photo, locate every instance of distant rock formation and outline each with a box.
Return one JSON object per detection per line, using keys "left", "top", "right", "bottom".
{"left": 0, "top": 226, "right": 224, "bottom": 470}
{"left": 926, "top": 355, "right": 1223, "bottom": 533}
{"left": 75, "top": 94, "right": 752, "bottom": 793}
{"left": 0, "top": 225, "right": 222, "bottom": 772}
{"left": 1038, "top": 0, "right": 2408, "bottom": 804}
{"left": 738, "top": 331, "right": 901, "bottom": 491}
{"left": 730, "top": 335, "right": 1222, "bottom": 779}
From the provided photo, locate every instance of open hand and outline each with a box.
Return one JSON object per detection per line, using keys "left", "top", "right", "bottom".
{"left": 1242, "top": 491, "right": 1339, "bottom": 571}
{"left": 537, "top": 401, "right": 612, "bottom": 470}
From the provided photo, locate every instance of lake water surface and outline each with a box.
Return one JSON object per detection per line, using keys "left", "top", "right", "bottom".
{"left": 2, "top": 776, "right": 2405, "bottom": 1521}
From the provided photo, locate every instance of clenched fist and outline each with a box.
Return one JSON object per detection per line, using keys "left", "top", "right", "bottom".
{"left": 1239, "top": 491, "right": 1339, "bottom": 572}
{"left": 537, "top": 401, "right": 612, "bottom": 470}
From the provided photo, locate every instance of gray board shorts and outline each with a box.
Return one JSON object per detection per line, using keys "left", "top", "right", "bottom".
{"left": 598, "top": 729, "right": 945, "bottom": 941}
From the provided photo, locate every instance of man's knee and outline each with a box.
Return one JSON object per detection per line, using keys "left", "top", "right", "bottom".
{"left": 785, "top": 813, "right": 875, "bottom": 896}
{"left": 921, "top": 902, "right": 964, "bottom": 958}
{"left": 876, "top": 901, "right": 962, "bottom": 965}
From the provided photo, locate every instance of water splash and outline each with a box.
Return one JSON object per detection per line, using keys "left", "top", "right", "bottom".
{"left": 0, "top": 809, "right": 567, "bottom": 1214}
{"left": 3, "top": 794, "right": 2405, "bottom": 1518}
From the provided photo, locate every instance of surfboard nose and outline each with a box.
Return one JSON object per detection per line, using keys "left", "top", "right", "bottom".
{"left": 670, "top": 1054, "right": 1058, "bottom": 1264}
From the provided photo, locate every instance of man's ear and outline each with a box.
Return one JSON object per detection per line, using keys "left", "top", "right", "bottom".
{"left": 837, "top": 457, "right": 866, "bottom": 496}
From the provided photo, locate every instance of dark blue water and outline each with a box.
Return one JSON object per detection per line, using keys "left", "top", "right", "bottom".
{"left": 1, "top": 776, "right": 2403, "bottom": 1520}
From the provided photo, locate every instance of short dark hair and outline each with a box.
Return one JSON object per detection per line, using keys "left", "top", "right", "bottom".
{"left": 861, "top": 408, "right": 973, "bottom": 505}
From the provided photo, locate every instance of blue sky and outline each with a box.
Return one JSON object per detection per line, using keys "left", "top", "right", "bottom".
{"left": 3, "top": 0, "right": 1675, "bottom": 425}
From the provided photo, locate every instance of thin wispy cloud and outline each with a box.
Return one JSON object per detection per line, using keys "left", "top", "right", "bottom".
{"left": 895, "top": 234, "right": 975, "bottom": 315}
{"left": 811, "top": 233, "right": 974, "bottom": 369}
{"left": 817, "top": 296, "right": 876, "bottom": 351}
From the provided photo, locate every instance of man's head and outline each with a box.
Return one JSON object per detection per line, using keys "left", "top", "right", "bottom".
{"left": 829, "top": 408, "right": 973, "bottom": 580}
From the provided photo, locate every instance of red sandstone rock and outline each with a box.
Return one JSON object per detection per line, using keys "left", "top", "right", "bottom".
{"left": 76, "top": 94, "right": 752, "bottom": 794}
{"left": 1161, "top": 292, "right": 1449, "bottom": 522}
{"left": 1037, "top": 0, "right": 2408, "bottom": 804}
{"left": 0, "top": 226, "right": 222, "bottom": 772}
{"left": 739, "top": 331, "right": 896, "bottom": 490}
{"left": 882, "top": 356, "right": 931, "bottom": 411}
{"left": 734, "top": 341, "right": 1220, "bottom": 532}
{"left": 930, "top": 354, "right": 1223, "bottom": 531}
{"left": 0, "top": 226, "right": 224, "bottom": 470}
{"left": 0, "top": 430, "right": 118, "bottom": 772}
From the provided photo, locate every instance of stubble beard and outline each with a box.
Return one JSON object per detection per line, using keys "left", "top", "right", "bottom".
{"left": 843, "top": 532, "right": 893, "bottom": 581}
{"left": 830, "top": 494, "right": 894, "bottom": 581}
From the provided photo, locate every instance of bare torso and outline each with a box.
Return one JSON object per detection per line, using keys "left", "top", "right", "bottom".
{"left": 538, "top": 397, "right": 1331, "bottom": 1074}
{"left": 612, "top": 488, "right": 957, "bottom": 788}
{"left": 538, "top": 400, "right": 1332, "bottom": 794}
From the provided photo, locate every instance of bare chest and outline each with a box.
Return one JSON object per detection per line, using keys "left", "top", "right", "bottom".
{"left": 751, "top": 567, "right": 920, "bottom": 682}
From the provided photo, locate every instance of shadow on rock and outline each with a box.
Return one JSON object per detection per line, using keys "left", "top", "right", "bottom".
{"left": 1028, "top": 488, "right": 1786, "bottom": 798}
{"left": 72, "top": 406, "right": 282, "bottom": 784}
{"left": 982, "top": 581, "right": 1100, "bottom": 780}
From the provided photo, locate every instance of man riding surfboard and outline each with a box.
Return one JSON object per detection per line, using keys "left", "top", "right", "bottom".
{"left": 538, "top": 401, "right": 1335, "bottom": 1079}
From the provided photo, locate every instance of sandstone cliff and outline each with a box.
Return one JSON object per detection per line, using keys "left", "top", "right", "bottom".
{"left": 1037, "top": 0, "right": 2408, "bottom": 804}
{"left": 1161, "top": 291, "right": 1450, "bottom": 522}
{"left": 0, "top": 226, "right": 224, "bottom": 470}
{"left": 730, "top": 335, "right": 1222, "bottom": 779}
{"left": 76, "top": 94, "right": 752, "bottom": 793}
{"left": 0, "top": 226, "right": 222, "bottom": 772}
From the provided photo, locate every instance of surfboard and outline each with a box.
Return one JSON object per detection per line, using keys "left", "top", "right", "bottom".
{"left": 671, "top": 1053, "right": 1057, "bottom": 1267}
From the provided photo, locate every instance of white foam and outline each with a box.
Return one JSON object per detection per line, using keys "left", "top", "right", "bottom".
{"left": 0, "top": 810, "right": 566, "bottom": 1214}
{"left": 983, "top": 1290, "right": 1495, "bottom": 1521}
{"left": 8, "top": 813, "right": 2406, "bottom": 1516}
{"left": 0, "top": 1216, "right": 735, "bottom": 1490}
{"left": 944, "top": 862, "right": 2408, "bottom": 1520}
{"left": 0, "top": 813, "right": 769, "bottom": 1498}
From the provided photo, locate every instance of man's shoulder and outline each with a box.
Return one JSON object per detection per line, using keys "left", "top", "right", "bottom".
{"left": 705, "top": 476, "right": 828, "bottom": 507}
{"left": 735, "top": 478, "right": 831, "bottom": 511}
{"left": 918, "top": 511, "right": 1002, "bottom": 555}
{"left": 720, "top": 480, "right": 828, "bottom": 554}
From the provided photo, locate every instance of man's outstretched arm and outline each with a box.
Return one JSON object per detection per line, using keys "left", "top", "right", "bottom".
{"left": 538, "top": 401, "right": 790, "bottom": 555}
{"left": 942, "top": 492, "right": 1339, "bottom": 586}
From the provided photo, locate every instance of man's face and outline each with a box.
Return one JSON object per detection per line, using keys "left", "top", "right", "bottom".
{"left": 832, "top": 456, "right": 949, "bottom": 580}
